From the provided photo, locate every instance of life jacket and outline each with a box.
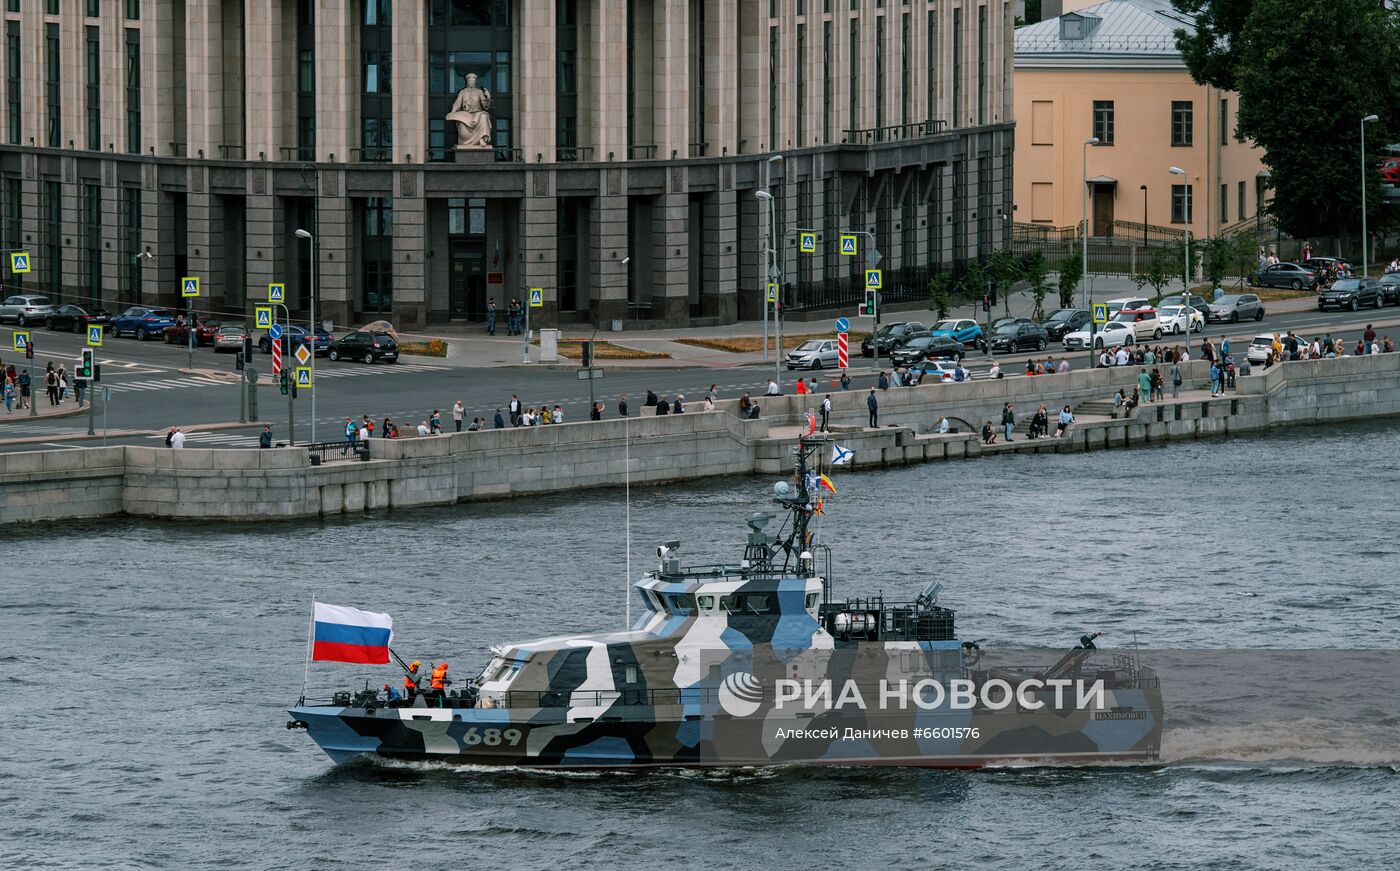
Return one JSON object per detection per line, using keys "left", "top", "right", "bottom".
{"left": 403, "top": 670, "right": 419, "bottom": 692}
{"left": 430, "top": 663, "right": 448, "bottom": 690}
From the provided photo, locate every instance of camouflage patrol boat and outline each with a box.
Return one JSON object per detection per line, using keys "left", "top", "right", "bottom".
{"left": 288, "top": 438, "right": 1162, "bottom": 768}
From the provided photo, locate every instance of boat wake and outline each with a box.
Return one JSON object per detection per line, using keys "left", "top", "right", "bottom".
{"left": 1161, "top": 719, "right": 1400, "bottom": 768}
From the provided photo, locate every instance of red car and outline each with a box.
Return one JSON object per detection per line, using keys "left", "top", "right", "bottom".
{"left": 1380, "top": 156, "right": 1400, "bottom": 185}
{"left": 164, "top": 317, "right": 221, "bottom": 346}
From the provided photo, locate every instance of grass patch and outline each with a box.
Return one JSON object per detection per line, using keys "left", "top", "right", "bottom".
{"left": 554, "top": 341, "right": 670, "bottom": 360}
{"left": 677, "top": 332, "right": 871, "bottom": 354}
{"left": 397, "top": 338, "right": 447, "bottom": 357}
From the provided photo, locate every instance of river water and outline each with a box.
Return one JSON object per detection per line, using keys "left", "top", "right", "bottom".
{"left": 3, "top": 421, "right": 1398, "bottom": 869}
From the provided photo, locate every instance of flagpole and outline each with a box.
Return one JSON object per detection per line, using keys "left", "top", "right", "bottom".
{"left": 624, "top": 413, "right": 631, "bottom": 630}
{"left": 300, "top": 596, "right": 314, "bottom": 705}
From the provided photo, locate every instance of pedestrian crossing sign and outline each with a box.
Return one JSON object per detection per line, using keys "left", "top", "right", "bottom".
{"left": 87, "top": 325, "right": 103, "bottom": 347}
{"left": 9, "top": 251, "right": 30, "bottom": 273}
{"left": 529, "top": 287, "right": 543, "bottom": 307}
{"left": 295, "top": 366, "right": 312, "bottom": 388}
{"left": 840, "top": 235, "right": 858, "bottom": 256}
{"left": 799, "top": 232, "right": 816, "bottom": 253}
{"left": 865, "top": 268, "right": 882, "bottom": 290}
{"left": 767, "top": 282, "right": 778, "bottom": 303}
{"left": 13, "top": 330, "right": 29, "bottom": 350}
{"left": 268, "top": 283, "right": 285, "bottom": 303}
{"left": 181, "top": 276, "right": 200, "bottom": 298}
{"left": 255, "top": 306, "right": 273, "bottom": 329}
{"left": 1092, "top": 303, "right": 1109, "bottom": 324}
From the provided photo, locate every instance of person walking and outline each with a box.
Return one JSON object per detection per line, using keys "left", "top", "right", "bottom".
{"left": 17, "top": 368, "right": 29, "bottom": 409}
{"left": 494, "top": 407, "right": 505, "bottom": 428}
{"left": 3, "top": 375, "right": 13, "bottom": 413}
{"left": 1001, "top": 402, "right": 1016, "bottom": 442}
{"left": 866, "top": 388, "right": 878, "bottom": 428}
{"left": 1170, "top": 361, "right": 1183, "bottom": 398}
{"left": 57, "top": 366, "right": 68, "bottom": 403}
{"left": 429, "top": 409, "right": 443, "bottom": 434}
{"left": 839, "top": 371, "right": 851, "bottom": 391}
{"left": 507, "top": 299, "right": 522, "bottom": 335}
{"left": 45, "top": 364, "right": 59, "bottom": 406}
{"left": 617, "top": 396, "right": 629, "bottom": 417}
{"left": 1209, "top": 361, "right": 1222, "bottom": 397}
{"left": 508, "top": 394, "right": 522, "bottom": 426}
{"left": 259, "top": 425, "right": 273, "bottom": 449}
{"left": 819, "top": 394, "right": 831, "bottom": 432}
{"left": 1151, "top": 367, "right": 1164, "bottom": 402}
{"left": 341, "top": 417, "right": 356, "bottom": 455}
{"left": 707, "top": 384, "right": 719, "bottom": 403}
{"left": 452, "top": 400, "right": 465, "bottom": 432}
{"left": 1137, "top": 368, "right": 1151, "bottom": 404}
{"left": 485, "top": 298, "right": 497, "bottom": 335}
{"left": 73, "top": 368, "right": 86, "bottom": 409}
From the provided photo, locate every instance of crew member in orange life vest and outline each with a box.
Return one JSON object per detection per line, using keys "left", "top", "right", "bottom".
{"left": 429, "top": 661, "right": 449, "bottom": 702}
{"left": 402, "top": 660, "right": 422, "bottom": 703}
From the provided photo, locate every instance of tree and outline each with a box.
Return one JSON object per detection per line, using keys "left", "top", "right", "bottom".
{"left": 1134, "top": 246, "right": 1178, "bottom": 301}
{"left": 961, "top": 259, "right": 989, "bottom": 318}
{"left": 1202, "top": 234, "right": 1255, "bottom": 288}
{"left": 928, "top": 271, "right": 952, "bottom": 319}
{"left": 985, "top": 249, "right": 1023, "bottom": 317}
{"left": 1021, "top": 251, "right": 1052, "bottom": 319}
{"left": 1056, "top": 253, "right": 1083, "bottom": 310}
{"left": 1172, "top": 0, "right": 1400, "bottom": 242}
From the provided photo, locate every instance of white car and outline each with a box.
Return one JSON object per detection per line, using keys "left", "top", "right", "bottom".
{"left": 1062, "top": 320, "right": 1138, "bottom": 350}
{"left": 1157, "top": 305, "right": 1204, "bottom": 335}
{"left": 1246, "top": 334, "right": 1276, "bottom": 364}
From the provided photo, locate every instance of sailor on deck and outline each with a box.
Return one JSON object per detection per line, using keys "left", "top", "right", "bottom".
{"left": 402, "top": 660, "right": 423, "bottom": 703}
{"left": 429, "top": 662, "right": 449, "bottom": 703}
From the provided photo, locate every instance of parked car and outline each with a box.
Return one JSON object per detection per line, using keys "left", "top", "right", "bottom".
{"left": 1111, "top": 308, "right": 1163, "bottom": 342}
{"left": 1379, "top": 273, "right": 1400, "bottom": 305}
{"left": 1063, "top": 320, "right": 1139, "bottom": 350}
{"left": 212, "top": 324, "right": 248, "bottom": 353}
{"left": 1156, "top": 305, "right": 1204, "bottom": 335}
{"left": 927, "top": 319, "right": 986, "bottom": 351}
{"left": 890, "top": 335, "right": 965, "bottom": 366}
{"left": 860, "top": 321, "right": 928, "bottom": 357}
{"left": 1318, "top": 278, "right": 1384, "bottom": 311}
{"left": 1039, "top": 308, "right": 1090, "bottom": 340}
{"left": 328, "top": 330, "right": 399, "bottom": 363}
{"left": 109, "top": 306, "right": 176, "bottom": 340}
{"left": 1246, "top": 334, "right": 1277, "bottom": 365}
{"left": 786, "top": 339, "right": 841, "bottom": 370}
{"left": 990, "top": 317, "right": 1033, "bottom": 331}
{"left": 45, "top": 303, "right": 110, "bottom": 332}
{"left": 0, "top": 294, "right": 55, "bottom": 326}
{"left": 1103, "top": 297, "right": 1149, "bottom": 319}
{"left": 989, "top": 322, "right": 1050, "bottom": 354}
{"left": 1301, "top": 256, "right": 1352, "bottom": 275}
{"left": 1248, "top": 262, "right": 1317, "bottom": 290}
{"left": 1158, "top": 293, "right": 1211, "bottom": 318}
{"left": 906, "top": 359, "right": 968, "bottom": 383}
{"left": 164, "top": 317, "right": 221, "bottom": 346}
{"left": 258, "top": 324, "right": 333, "bottom": 356}
{"left": 1207, "top": 294, "right": 1265, "bottom": 323}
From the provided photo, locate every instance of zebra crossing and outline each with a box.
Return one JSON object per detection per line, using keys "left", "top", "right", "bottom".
{"left": 147, "top": 430, "right": 258, "bottom": 447}
{"left": 104, "top": 375, "right": 236, "bottom": 394}
{"left": 311, "top": 362, "right": 450, "bottom": 379}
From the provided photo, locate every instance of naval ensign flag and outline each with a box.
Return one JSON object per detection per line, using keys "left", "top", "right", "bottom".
{"left": 311, "top": 603, "right": 393, "bottom": 664}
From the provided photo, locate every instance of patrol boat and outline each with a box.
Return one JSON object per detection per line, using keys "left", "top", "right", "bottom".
{"left": 288, "top": 438, "right": 1162, "bottom": 768}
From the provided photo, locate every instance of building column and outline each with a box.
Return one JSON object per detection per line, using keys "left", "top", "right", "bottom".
{"left": 244, "top": 0, "right": 291, "bottom": 160}
{"left": 652, "top": 185, "right": 689, "bottom": 324}
{"left": 392, "top": 170, "right": 426, "bottom": 327}
{"left": 589, "top": 183, "right": 628, "bottom": 325}
{"left": 651, "top": 0, "right": 688, "bottom": 160}
{"left": 703, "top": 0, "right": 737, "bottom": 156}
{"left": 141, "top": 0, "right": 177, "bottom": 157}
{"left": 141, "top": 165, "right": 176, "bottom": 306}
{"left": 391, "top": 0, "right": 425, "bottom": 163}
{"left": 517, "top": 0, "right": 555, "bottom": 162}
{"left": 184, "top": 0, "right": 225, "bottom": 158}
{"left": 581, "top": 0, "right": 626, "bottom": 161}
{"left": 315, "top": 169, "right": 353, "bottom": 327}
{"left": 314, "top": 0, "right": 355, "bottom": 162}
{"left": 59, "top": 158, "right": 81, "bottom": 302}
{"left": 705, "top": 187, "right": 737, "bottom": 321}
{"left": 519, "top": 173, "right": 557, "bottom": 327}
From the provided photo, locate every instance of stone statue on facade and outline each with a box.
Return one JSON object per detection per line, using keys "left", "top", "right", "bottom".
{"left": 447, "top": 73, "right": 492, "bottom": 149}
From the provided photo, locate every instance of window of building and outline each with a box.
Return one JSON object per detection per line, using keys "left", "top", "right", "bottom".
{"left": 976, "top": 5, "right": 986, "bottom": 126}
{"left": 1171, "top": 100, "right": 1193, "bottom": 147}
{"left": 796, "top": 23, "right": 805, "bottom": 146}
{"left": 84, "top": 183, "right": 101, "bottom": 298}
{"left": 822, "top": 21, "right": 831, "bottom": 142}
{"left": 769, "top": 25, "right": 778, "bottom": 149}
{"left": 7, "top": 22, "right": 20, "bottom": 146}
{"left": 951, "top": 8, "right": 961, "bottom": 127}
{"left": 1171, "top": 184, "right": 1193, "bottom": 225}
{"left": 125, "top": 0, "right": 139, "bottom": 19}
{"left": 44, "top": 180, "right": 60, "bottom": 295}
{"left": 848, "top": 19, "right": 859, "bottom": 135}
{"left": 45, "top": 24, "right": 59, "bottom": 147}
{"left": 363, "top": 0, "right": 390, "bottom": 25}
{"left": 1238, "top": 180, "right": 1246, "bottom": 222}
{"left": 125, "top": 28, "right": 140, "bottom": 153}
{"left": 1091, "top": 100, "right": 1113, "bottom": 145}
{"left": 122, "top": 187, "right": 141, "bottom": 304}
{"left": 85, "top": 27, "right": 100, "bottom": 150}
{"left": 926, "top": 10, "right": 937, "bottom": 123}
{"left": 296, "top": 0, "right": 315, "bottom": 160}
{"left": 363, "top": 50, "right": 389, "bottom": 93}
{"left": 1219, "top": 182, "right": 1228, "bottom": 224}
{"left": 429, "top": 0, "right": 508, "bottom": 27}
{"left": 47, "top": 0, "right": 58, "bottom": 15}
{"left": 1219, "top": 97, "right": 1228, "bottom": 145}
{"left": 87, "top": 0, "right": 100, "bottom": 17}
{"left": 875, "top": 17, "right": 884, "bottom": 130}
{"left": 360, "top": 1, "right": 392, "bottom": 161}
{"left": 364, "top": 197, "right": 392, "bottom": 237}
{"left": 6, "top": 1, "right": 19, "bottom": 13}
{"left": 447, "top": 198, "right": 466, "bottom": 235}
{"left": 901, "top": 13, "right": 910, "bottom": 126}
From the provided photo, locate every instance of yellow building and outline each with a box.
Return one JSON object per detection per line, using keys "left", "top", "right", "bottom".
{"left": 1014, "top": 0, "right": 1266, "bottom": 240}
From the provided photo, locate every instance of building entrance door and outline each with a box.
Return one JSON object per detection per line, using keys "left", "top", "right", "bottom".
{"left": 450, "top": 247, "right": 487, "bottom": 320}
{"left": 1092, "top": 184, "right": 1115, "bottom": 237}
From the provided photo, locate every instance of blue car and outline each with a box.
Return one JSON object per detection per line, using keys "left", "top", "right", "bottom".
{"left": 109, "top": 306, "right": 177, "bottom": 341}
{"left": 928, "top": 318, "right": 986, "bottom": 352}
{"left": 258, "top": 324, "right": 332, "bottom": 356}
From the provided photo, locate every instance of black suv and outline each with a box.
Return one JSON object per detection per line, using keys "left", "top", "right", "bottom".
{"left": 989, "top": 322, "right": 1050, "bottom": 354}
{"left": 1318, "top": 278, "right": 1384, "bottom": 311}
{"left": 1039, "top": 308, "right": 1090, "bottom": 340}
{"left": 889, "top": 334, "right": 965, "bottom": 366}
{"left": 327, "top": 330, "right": 400, "bottom": 363}
{"left": 860, "top": 321, "right": 927, "bottom": 357}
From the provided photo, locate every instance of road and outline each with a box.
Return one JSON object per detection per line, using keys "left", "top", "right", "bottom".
{"left": 1, "top": 304, "right": 1397, "bottom": 452}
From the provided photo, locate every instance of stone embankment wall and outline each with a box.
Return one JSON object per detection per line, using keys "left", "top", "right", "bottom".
{"left": 1, "top": 353, "right": 1397, "bottom": 524}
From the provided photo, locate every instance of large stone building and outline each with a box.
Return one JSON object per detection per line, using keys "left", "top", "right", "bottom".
{"left": 0, "top": 0, "right": 1013, "bottom": 329}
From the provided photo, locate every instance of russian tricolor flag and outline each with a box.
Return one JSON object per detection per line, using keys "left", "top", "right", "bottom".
{"left": 312, "top": 603, "right": 393, "bottom": 664}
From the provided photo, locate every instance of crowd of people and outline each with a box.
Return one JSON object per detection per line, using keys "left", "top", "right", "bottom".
{"left": 2, "top": 360, "right": 89, "bottom": 414}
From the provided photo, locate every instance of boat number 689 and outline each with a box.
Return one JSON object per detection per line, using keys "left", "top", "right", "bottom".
{"left": 461, "top": 727, "right": 523, "bottom": 747}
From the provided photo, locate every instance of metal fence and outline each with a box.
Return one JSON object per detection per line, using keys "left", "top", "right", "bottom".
{"left": 783, "top": 264, "right": 979, "bottom": 313}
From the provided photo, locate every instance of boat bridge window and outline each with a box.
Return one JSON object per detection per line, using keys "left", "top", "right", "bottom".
{"left": 490, "top": 662, "right": 523, "bottom": 683}
{"left": 721, "top": 593, "right": 773, "bottom": 614}
{"left": 696, "top": 594, "right": 715, "bottom": 611}
{"left": 665, "top": 593, "right": 697, "bottom": 614}
{"left": 805, "top": 593, "right": 819, "bottom": 609}
{"left": 624, "top": 666, "right": 638, "bottom": 683}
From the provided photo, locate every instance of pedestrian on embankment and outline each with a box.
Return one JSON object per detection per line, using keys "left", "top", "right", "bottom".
{"left": 867, "top": 388, "right": 878, "bottom": 428}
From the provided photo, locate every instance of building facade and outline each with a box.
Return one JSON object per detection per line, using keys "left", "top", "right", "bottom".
{"left": 0, "top": 0, "right": 1012, "bottom": 329}
{"left": 1014, "top": 0, "right": 1265, "bottom": 240}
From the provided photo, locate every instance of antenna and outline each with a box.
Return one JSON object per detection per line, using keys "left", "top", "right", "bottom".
{"left": 624, "top": 412, "right": 631, "bottom": 629}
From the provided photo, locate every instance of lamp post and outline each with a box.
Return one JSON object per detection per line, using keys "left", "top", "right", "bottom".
{"left": 1169, "top": 166, "right": 1192, "bottom": 355}
{"left": 1082, "top": 137, "right": 1099, "bottom": 368}
{"left": 1139, "top": 185, "right": 1148, "bottom": 248}
{"left": 756, "top": 187, "right": 781, "bottom": 389}
{"left": 756, "top": 189, "right": 772, "bottom": 365}
{"left": 294, "top": 228, "right": 317, "bottom": 443}
{"left": 1361, "top": 114, "right": 1378, "bottom": 278}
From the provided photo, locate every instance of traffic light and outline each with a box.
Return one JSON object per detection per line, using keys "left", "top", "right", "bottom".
{"left": 24, "top": 339, "right": 33, "bottom": 360}
{"left": 982, "top": 295, "right": 990, "bottom": 312}
{"left": 242, "top": 335, "right": 254, "bottom": 360}
{"left": 78, "top": 349, "right": 93, "bottom": 378}
{"left": 279, "top": 370, "right": 289, "bottom": 395}
{"left": 235, "top": 350, "right": 245, "bottom": 372}
{"left": 862, "top": 289, "right": 878, "bottom": 317}
{"left": 988, "top": 283, "right": 998, "bottom": 307}
{"left": 581, "top": 340, "right": 594, "bottom": 369}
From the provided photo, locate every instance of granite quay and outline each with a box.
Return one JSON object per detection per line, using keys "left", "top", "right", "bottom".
{"left": 2, "top": 351, "right": 1398, "bottom": 525}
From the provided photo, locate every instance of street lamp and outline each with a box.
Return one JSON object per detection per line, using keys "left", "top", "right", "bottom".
{"left": 1361, "top": 114, "right": 1379, "bottom": 278}
{"left": 1082, "top": 137, "right": 1099, "bottom": 368}
{"left": 1169, "top": 166, "right": 1192, "bottom": 355}
{"left": 294, "top": 228, "right": 317, "bottom": 442}
{"left": 1139, "top": 185, "right": 1148, "bottom": 248}
{"left": 755, "top": 188, "right": 781, "bottom": 387}
{"left": 756, "top": 189, "right": 773, "bottom": 365}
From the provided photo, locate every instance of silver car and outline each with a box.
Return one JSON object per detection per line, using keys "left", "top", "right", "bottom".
{"left": 0, "top": 293, "right": 55, "bottom": 326}
{"left": 785, "top": 339, "right": 841, "bottom": 370}
{"left": 1207, "top": 294, "right": 1265, "bottom": 323}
